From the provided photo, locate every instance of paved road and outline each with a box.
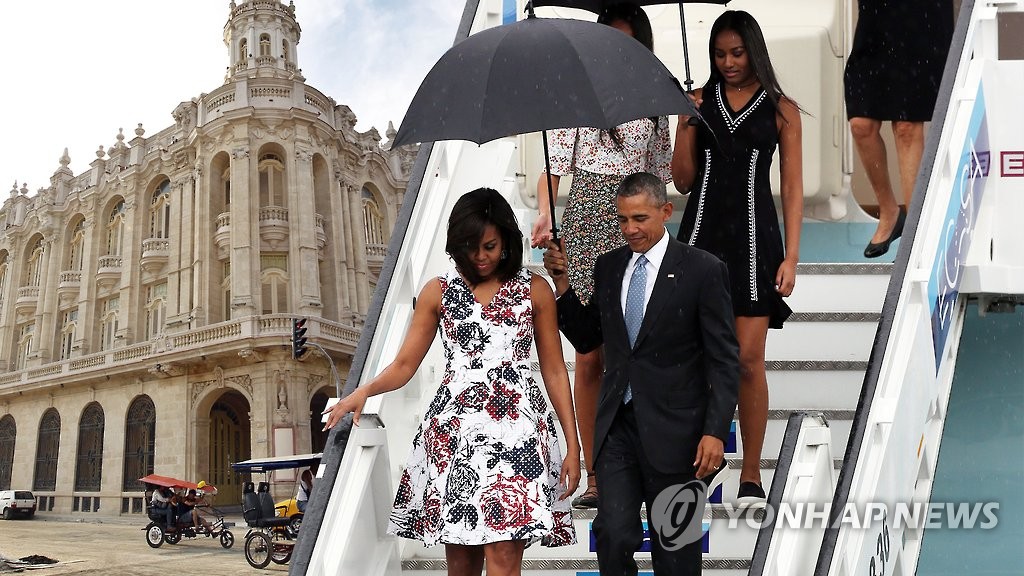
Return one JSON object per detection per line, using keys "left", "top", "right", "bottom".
{"left": 0, "top": 517, "right": 290, "bottom": 575}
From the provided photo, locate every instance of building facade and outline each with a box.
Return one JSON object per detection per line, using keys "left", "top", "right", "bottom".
{"left": 0, "top": 0, "right": 416, "bottom": 515}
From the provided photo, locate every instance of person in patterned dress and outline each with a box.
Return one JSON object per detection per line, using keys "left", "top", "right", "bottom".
{"left": 529, "top": 2, "right": 672, "bottom": 510}
{"left": 324, "top": 188, "right": 580, "bottom": 575}
{"left": 670, "top": 10, "right": 803, "bottom": 508}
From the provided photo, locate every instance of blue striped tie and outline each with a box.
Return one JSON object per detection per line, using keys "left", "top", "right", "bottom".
{"left": 622, "top": 254, "right": 647, "bottom": 404}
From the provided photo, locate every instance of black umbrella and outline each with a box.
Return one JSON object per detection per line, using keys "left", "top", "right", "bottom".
{"left": 528, "top": 0, "right": 730, "bottom": 93}
{"left": 391, "top": 10, "right": 699, "bottom": 240}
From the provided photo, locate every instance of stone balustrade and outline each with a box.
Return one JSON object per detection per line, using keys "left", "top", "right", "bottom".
{"left": 0, "top": 315, "right": 362, "bottom": 393}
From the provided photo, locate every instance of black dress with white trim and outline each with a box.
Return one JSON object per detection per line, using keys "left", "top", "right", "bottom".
{"left": 677, "top": 82, "right": 792, "bottom": 329}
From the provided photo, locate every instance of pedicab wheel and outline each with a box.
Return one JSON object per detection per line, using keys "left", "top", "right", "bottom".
{"left": 245, "top": 532, "right": 272, "bottom": 569}
{"left": 164, "top": 530, "right": 182, "bottom": 545}
{"left": 145, "top": 523, "right": 165, "bottom": 548}
{"left": 220, "top": 530, "right": 235, "bottom": 549}
{"left": 270, "top": 545, "right": 292, "bottom": 565}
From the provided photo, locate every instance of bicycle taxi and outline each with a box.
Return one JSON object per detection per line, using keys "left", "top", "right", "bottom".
{"left": 231, "top": 452, "right": 322, "bottom": 569}
{"left": 139, "top": 474, "right": 235, "bottom": 549}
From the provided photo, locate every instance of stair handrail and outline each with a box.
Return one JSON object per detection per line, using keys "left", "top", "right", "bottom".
{"left": 749, "top": 412, "right": 835, "bottom": 575}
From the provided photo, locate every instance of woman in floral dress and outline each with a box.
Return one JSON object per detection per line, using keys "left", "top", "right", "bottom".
{"left": 325, "top": 188, "right": 580, "bottom": 575}
{"left": 529, "top": 3, "right": 671, "bottom": 510}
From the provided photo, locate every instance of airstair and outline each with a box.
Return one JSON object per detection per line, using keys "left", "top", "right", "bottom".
{"left": 292, "top": 0, "right": 1024, "bottom": 574}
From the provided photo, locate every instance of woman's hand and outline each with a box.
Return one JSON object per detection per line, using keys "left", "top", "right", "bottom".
{"left": 558, "top": 445, "right": 581, "bottom": 501}
{"left": 531, "top": 212, "right": 552, "bottom": 248}
{"left": 322, "top": 387, "right": 368, "bottom": 430}
{"left": 775, "top": 257, "right": 798, "bottom": 297}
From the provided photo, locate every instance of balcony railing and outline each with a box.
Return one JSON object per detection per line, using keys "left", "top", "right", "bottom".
{"left": 140, "top": 239, "right": 170, "bottom": 272}
{"left": 259, "top": 206, "right": 289, "bottom": 222}
{"left": 0, "top": 315, "right": 362, "bottom": 392}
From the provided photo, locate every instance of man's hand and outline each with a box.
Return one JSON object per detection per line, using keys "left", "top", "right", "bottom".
{"left": 542, "top": 240, "right": 570, "bottom": 296}
{"left": 693, "top": 435, "right": 725, "bottom": 479}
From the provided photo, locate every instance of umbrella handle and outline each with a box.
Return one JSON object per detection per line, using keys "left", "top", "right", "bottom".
{"left": 540, "top": 130, "right": 563, "bottom": 275}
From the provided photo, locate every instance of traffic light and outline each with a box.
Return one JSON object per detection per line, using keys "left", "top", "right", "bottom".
{"left": 291, "top": 318, "right": 308, "bottom": 359}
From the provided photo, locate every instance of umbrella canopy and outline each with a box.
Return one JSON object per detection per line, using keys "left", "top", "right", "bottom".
{"left": 528, "top": 0, "right": 727, "bottom": 13}
{"left": 390, "top": 14, "right": 699, "bottom": 148}
{"left": 527, "top": 0, "right": 730, "bottom": 92}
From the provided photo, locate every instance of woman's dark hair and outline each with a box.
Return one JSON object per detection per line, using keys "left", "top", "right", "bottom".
{"left": 704, "top": 10, "right": 803, "bottom": 116}
{"left": 597, "top": 3, "right": 656, "bottom": 148}
{"left": 597, "top": 3, "right": 654, "bottom": 52}
{"left": 446, "top": 188, "right": 523, "bottom": 285}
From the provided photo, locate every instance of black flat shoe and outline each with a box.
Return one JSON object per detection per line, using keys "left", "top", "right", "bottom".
{"left": 864, "top": 207, "right": 906, "bottom": 258}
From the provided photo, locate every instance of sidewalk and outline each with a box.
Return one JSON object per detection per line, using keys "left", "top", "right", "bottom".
{"left": 0, "top": 516, "right": 282, "bottom": 575}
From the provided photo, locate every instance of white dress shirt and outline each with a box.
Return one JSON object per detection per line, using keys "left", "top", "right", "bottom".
{"left": 620, "top": 228, "right": 670, "bottom": 314}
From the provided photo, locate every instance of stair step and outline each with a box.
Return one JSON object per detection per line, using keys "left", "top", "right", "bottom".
{"left": 787, "top": 263, "right": 891, "bottom": 313}
{"left": 765, "top": 320, "right": 876, "bottom": 361}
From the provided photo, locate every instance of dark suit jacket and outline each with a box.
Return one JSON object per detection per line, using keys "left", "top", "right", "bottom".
{"left": 558, "top": 236, "right": 740, "bottom": 474}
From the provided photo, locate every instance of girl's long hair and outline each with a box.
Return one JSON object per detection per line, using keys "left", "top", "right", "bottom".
{"left": 703, "top": 10, "right": 804, "bottom": 116}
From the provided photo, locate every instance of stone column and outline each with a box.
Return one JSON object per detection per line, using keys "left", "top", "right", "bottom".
{"left": 339, "top": 182, "right": 358, "bottom": 316}
{"left": 347, "top": 184, "right": 370, "bottom": 314}
{"left": 34, "top": 235, "right": 61, "bottom": 362}
{"left": 75, "top": 217, "right": 98, "bottom": 355}
{"left": 230, "top": 142, "right": 257, "bottom": 317}
{"left": 291, "top": 144, "right": 321, "bottom": 315}
{"left": 117, "top": 197, "right": 140, "bottom": 346}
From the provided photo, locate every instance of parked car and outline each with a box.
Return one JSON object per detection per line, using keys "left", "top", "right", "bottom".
{"left": 0, "top": 490, "right": 36, "bottom": 520}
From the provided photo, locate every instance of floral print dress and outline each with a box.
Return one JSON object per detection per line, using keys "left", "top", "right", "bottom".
{"left": 387, "top": 268, "right": 576, "bottom": 547}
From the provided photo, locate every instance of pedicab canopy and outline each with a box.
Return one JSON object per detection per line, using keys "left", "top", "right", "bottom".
{"left": 139, "top": 474, "right": 218, "bottom": 495}
{"left": 230, "top": 453, "right": 323, "bottom": 474}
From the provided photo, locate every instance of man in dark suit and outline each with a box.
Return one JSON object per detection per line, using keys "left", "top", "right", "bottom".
{"left": 544, "top": 172, "right": 739, "bottom": 575}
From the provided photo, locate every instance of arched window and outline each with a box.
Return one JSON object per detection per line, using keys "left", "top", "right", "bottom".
{"left": 260, "top": 254, "right": 289, "bottom": 314}
{"left": 68, "top": 219, "right": 85, "bottom": 271}
{"left": 239, "top": 38, "right": 248, "bottom": 59}
{"left": 0, "top": 415, "right": 15, "bottom": 490}
{"left": 222, "top": 262, "right": 232, "bottom": 322}
{"left": 100, "top": 297, "right": 119, "bottom": 351}
{"left": 144, "top": 283, "right": 167, "bottom": 339}
{"left": 107, "top": 201, "right": 125, "bottom": 256}
{"left": 259, "top": 33, "right": 271, "bottom": 57}
{"left": 33, "top": 408, "right": 60, "bottom": 492}
{"left": 0, "top": 251, "right": 8, "bottom": 315}
{"left": 258, "top": 154, "right": 286, "bottom": 207}
{"left": 223, "top": 167, "right": 231, "bottom": 208}
{"left": 149, "top": 180, "right": 171, "bottom": 239}
{"left": 59, "top": 309, "right": 77, "bottom": 361}
{"left": 362, "top": 187, "right": 386, "bottom": 247}
{"left": 75, "top": 403, "right": 104, "bottom": 492}
{"left": 282, "top": 39, "right": 290, "bottom": 61}
{"left": 16, "top": 323, "right": 34, "bottom": 370}
{"left": 122, "top": 396, "right": 155, "bottom": 491}
{"left": 24, "top": 238, "right": 44, "bottom": 288}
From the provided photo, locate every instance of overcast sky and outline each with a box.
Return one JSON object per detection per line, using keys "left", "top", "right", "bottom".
{"left": 1, "top": 0, "right": 463, "bottom": 192}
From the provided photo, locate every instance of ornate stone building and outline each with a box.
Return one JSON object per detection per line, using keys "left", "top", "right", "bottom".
{"left": 0, "top": 0, "right": 415, "bottom": 515}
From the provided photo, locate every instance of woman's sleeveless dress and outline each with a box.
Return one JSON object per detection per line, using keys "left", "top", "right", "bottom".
{"left": 678, "top": 82, "right": 792, "bottom": 328}
{"left": 387, "top": 268, "right": 576, "bottom": 547}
